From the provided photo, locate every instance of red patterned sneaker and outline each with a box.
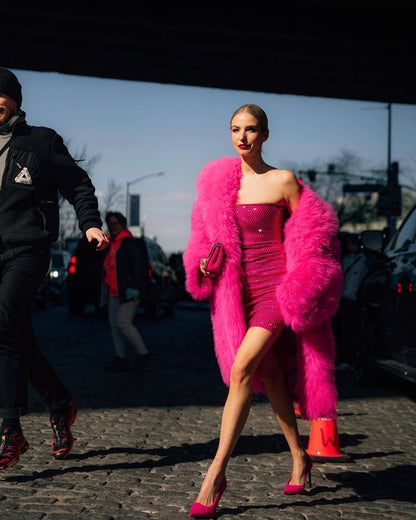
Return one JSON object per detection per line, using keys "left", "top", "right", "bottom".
{"left": 50, "top": 403, "right": 77, "bottom": 459}
{"left": 0, "top": 429, "right": 29, "bottom": 469}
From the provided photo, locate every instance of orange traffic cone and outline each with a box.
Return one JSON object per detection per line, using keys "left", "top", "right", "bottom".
{"left": 306, "top": 418, "right": 351, "bottom": 462}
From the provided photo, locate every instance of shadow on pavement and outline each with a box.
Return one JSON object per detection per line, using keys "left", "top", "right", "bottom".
{"left": 29, "top": 304, "right": 412, "bottom": 414}
{"left": 214, "top": 464, "right": 416, "bottom": 517}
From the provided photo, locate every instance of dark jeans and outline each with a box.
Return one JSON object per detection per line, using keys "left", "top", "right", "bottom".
{"left": 0, "top": 248, "right": 71, "bottom": 418}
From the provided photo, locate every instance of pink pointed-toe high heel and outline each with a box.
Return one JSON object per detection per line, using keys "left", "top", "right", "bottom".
{"left": 189, "top": 477, "right": 227, "bottom": 518}
{"left": 282, "top": 454, "right": 313, "bottom": 494}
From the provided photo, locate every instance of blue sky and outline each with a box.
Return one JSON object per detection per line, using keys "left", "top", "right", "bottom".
{"left": 13, "top": 68, "right": 416, "bottom": 253}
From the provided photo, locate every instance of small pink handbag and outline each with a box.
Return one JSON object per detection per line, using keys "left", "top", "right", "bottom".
{"left": 205, "top": 242, "right": 224, "bottom": 275}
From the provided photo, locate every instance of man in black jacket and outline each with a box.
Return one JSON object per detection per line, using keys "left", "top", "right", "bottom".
{"left": 0, "top": 68, "right": 108, "bottom": 469}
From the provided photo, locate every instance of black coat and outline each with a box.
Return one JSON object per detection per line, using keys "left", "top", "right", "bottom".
{"left": 110, "top": 236, "right": 149, "bottom": 304}
{"left": 0, "top": 112, "right": 101, "bottom": 253}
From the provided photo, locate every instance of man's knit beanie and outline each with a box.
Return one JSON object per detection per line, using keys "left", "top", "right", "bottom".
{"left": 0, "top": 68, "right": 22, "bottom": 108}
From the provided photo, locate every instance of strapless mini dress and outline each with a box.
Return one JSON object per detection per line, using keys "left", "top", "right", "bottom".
{"left": 235, "top": 202, "right": 288, "bottom": 337}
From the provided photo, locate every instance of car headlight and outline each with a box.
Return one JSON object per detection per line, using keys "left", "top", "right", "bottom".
{"left": 50, "top": 270, "right": 59, "bottom": 279}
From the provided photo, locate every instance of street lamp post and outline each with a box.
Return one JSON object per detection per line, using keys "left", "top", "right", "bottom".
{"left": 126, "top": 172, "right": 164, "bottom": 226}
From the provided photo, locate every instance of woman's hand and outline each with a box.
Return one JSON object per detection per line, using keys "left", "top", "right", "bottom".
{"left": 200, "top": 258, "right": 213, "bottom": 277}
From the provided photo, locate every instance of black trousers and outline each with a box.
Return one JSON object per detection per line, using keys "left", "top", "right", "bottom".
{"left": 0, "top": 248, "right": 71, "bottom": 418}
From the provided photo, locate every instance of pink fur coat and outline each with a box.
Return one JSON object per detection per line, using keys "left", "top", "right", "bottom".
{"left": 183, "top": 156, "right": 343, "bottom": 419}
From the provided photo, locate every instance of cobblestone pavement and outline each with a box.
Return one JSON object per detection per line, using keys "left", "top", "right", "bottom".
{"left": 0, "top": 302, "right": 415, "bottom": 520}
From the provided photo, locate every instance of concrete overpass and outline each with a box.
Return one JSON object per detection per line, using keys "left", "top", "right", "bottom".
{"left": 1, "top": 3, "right": 415, "bottom": 104}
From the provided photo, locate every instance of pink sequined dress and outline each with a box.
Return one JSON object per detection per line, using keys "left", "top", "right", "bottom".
{"left": 235, "top": 202, "right": 289, "bottom": 337}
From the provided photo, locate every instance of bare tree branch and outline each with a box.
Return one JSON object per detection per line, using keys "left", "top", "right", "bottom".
{"left": 57, "top": 143, "right": 101, "bottom": 249}
{"left": 99, "top": 178, "right": 124, "bottom": 216}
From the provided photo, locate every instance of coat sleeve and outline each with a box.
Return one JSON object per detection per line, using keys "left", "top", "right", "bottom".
{"left": 276, "top": 186, "right": 343, "bottom": 332}
{"left": 183, "top": 172, "right": 214, "bottom": 301}
{"left": 48, "top": 131, "right": 102, "bottom": 233}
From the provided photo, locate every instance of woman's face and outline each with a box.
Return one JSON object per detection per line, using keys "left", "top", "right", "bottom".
{"left": 107, "top": 217, "right": 124, "bottom": 238}
{"left": 230, "top": 111, "right": 268, "bottom": 158}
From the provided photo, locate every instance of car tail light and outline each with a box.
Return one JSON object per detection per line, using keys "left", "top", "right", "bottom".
{"left": 68, "top": 255, "right": 77, "bottom": 275}
{"left": 397, "top": 282, "right": 413, "bottom": 294}
{"left": 148, "top": 261, "right": 153, "bottom": 278}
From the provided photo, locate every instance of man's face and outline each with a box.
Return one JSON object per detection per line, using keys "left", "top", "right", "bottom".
{"left": 0, "top": 92, "right": 17, "bottom": 126}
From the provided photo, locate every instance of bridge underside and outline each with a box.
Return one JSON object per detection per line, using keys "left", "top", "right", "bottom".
{"left": 1, "top": 4, "right": 415, "bottom": 104}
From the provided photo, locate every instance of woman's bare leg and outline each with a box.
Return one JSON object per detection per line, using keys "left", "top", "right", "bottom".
{"left": 194, "top": 327, "right": 275, "bottom": 506}
{"left": 258, "top": 347, "right": 309, "bottom": 485}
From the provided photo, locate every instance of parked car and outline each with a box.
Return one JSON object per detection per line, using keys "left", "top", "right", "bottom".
{"left": 168, "top": 252, "right": 191, "bottom": 302}
{"left": 66, "top": 235, "right": 176, "bottom": 318}
{"left": 66, "top": 237, "right": 106, "bottom": 316}
{"left": 48, "top": 250, "right": 71, "bottom": 304}
{"left": 34, "top": 250, "right": 70, "bottom": 308}
{"left": 143, "top": 237, "right": 177, "bottom": 317}
{"left": 356, "top": 205, "right": 416, "bottom": 385}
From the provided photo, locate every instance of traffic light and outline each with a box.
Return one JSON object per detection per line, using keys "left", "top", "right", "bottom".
{"left": 377, "top": 186, "right": 401, "bottom": 216}
{"left": 377, "top": 162, "right": 401, "bottom": 216}
{"left": 388, "top": 161, "right": 399, "bottom": 186}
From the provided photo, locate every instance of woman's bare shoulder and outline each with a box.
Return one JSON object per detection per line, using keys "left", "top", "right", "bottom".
{"left": 269, "top": 169, "right": 300, "bottom": 209}
{"left": 269, "top": 168, "right": 299, "bottom": 185}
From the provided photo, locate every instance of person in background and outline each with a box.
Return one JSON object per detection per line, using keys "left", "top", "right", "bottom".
{"left": 334, "top": 233, "right": 368, "bottom": 370}
{"left": 103, "top": 211, "right": 151, "bottom": 372}
{"left": 183, "top": 104, "right": 342, "bottom": 517}
{"left": 0, "top": 68, "right": 108, "bottom": 470}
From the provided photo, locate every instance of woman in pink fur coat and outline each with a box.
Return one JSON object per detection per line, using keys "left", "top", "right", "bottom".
{"left": 184, "top": 105, "right": 343, "bottom": 517}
